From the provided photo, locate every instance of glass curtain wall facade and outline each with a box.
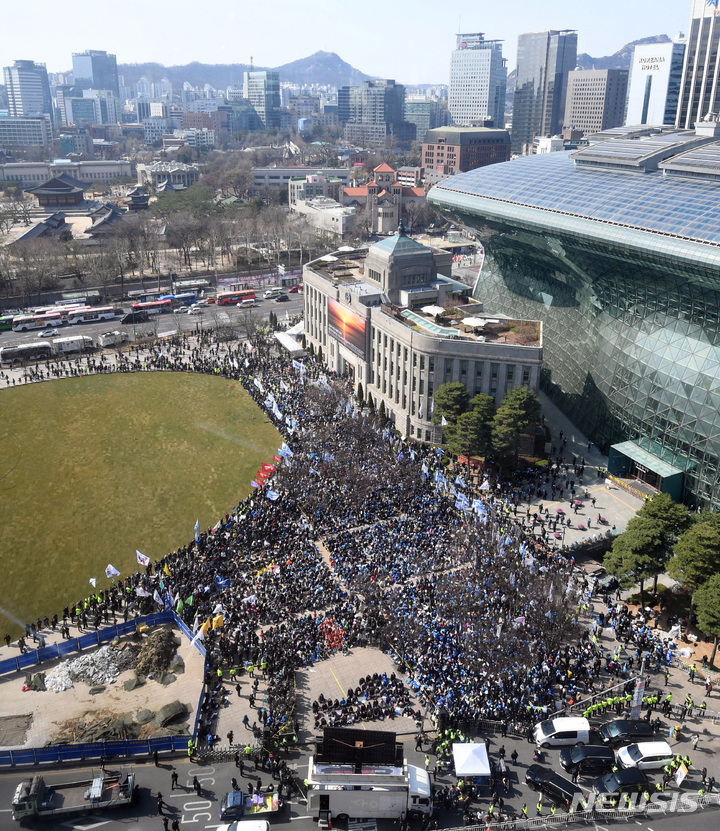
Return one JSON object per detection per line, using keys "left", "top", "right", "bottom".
{"left": 677, "top": 0, "right": 720, "bottom": 128}
{"left": 428, "top": 144, "right": 720, "bottom": 508}
{"left": 512, "top": 30, "right": 577, "bottom": 155}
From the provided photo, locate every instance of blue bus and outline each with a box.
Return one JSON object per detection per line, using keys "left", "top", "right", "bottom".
{"left": 159, "top": 292, "right": 197, "bottom": 309}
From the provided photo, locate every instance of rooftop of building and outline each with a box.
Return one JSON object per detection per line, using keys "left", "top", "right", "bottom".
{"left": 424, "top": 126, "right": 510, "bottom": 144}
{"left": 306, "top": 235, "right": 541, "bottom": 347}
{"left": 430, "top": 123, "right": 720, "bottom": 246}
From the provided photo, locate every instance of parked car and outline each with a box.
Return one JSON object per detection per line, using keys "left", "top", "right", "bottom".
{"left": 525, "top": 765, "right": 582, "bottom": 807}
{"left": 616, "top": 741, "right": 674, "bottom": 772}
{"left": 288, "top": 285, "right": 300, "bottom": 293}
{"left": 599, "top": 720, "right": 655, "bottom": 747}
{"left": 559, "top": 745, "right": 616, "bottom": 777}
{"left": 592, "top": 768, "right": 648, "bottom": 798}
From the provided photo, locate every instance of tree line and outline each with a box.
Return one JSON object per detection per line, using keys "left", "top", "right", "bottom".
{"left": 604, "top": 493, "right": 720, "bottom": 667}
{"left": 431, "top": 381, "right": 542, "bottom": 466}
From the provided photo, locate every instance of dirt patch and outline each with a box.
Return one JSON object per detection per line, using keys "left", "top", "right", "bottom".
{"left": 0, "top": 715, "right": 33, "bottom": 746}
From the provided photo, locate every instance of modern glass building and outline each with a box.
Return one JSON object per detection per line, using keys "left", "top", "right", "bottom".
{"left": 428, "top": 123, "right": 720, "bottom": 508}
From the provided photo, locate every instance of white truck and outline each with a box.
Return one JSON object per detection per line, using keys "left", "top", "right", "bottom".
{"left": 306, "top": 756, "right": 432, "bottom": 821}
{"left": 96, "top": 330, "right": 129, "bottom": 349}
{"left": 11, "top": 770, "right": 136, "bottom": 821}
{"left": 52, "top": 334, "right": 94, "bottom": 354}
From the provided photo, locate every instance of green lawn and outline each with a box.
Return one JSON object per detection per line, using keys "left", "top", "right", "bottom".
{"left": 0, "top": 372, "right": 281, "bottom": 638}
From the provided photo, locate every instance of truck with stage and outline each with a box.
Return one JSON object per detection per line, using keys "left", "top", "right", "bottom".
{"left": 11, "top": 770, "right": 136, "bottom": 822}
{"left": 306, "top": 756, "right": 432, "bottom": 821}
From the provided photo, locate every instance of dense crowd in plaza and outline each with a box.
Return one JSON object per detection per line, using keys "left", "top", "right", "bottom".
{"left": 6, "top": 333, "right": 642, "bottom": 749}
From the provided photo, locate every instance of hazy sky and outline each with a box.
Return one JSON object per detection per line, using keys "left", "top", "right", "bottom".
{"left": 2, "top": 0, "right": 692, "bottom": 85}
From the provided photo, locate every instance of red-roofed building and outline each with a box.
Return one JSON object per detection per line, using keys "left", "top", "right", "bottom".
{"left": 340, "top": 163, "right": 426, "bottom": 234}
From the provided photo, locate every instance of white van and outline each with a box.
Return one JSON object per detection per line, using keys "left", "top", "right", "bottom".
{"left": 238, "top": 298, "right": 256, "bottom": 308}
{"left": 264, "top": 287, "right": 281, "bottom": 299}
{"left": 616, "top": 741, "right": 674, "bottom": 772}
{"left": 534, "top": 716, "right": 591, "bottom": 748}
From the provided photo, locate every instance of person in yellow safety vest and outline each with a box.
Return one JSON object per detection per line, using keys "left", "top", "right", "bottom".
{"left": 536, "top": 800, "right": 543, "bottom": 815}
{"left": 521, "top": 804, "right": 528, "bottom": 818}
{"left": 187, "top": 739, "right": 195, "bottom": 758}
{"left": 550, "top": 804, "right": 556, "bottom": 816}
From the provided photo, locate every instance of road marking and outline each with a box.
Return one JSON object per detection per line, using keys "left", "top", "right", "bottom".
{"left": 328, "top": 662, "right": 347, "bottom": 699}
{"left": 58, "top": 820, "right": 112, "bottom": 829}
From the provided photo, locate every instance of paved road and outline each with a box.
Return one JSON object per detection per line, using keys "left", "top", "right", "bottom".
{"left": 0, "top": 296, "right": 304, "bottom": 350}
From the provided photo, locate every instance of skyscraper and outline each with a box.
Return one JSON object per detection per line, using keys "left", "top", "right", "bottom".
{"left": 625, "top": 41, "right": 686, "bottom": 126}
{"left": 511, "top": 30, "right": 577, "bottom": 155}
{"left": 72, "top": 50, "right": 119, "bottom": 97}
{"left": 449, "top": 34, "right": 507, "bottom": 128}
{"left": 3, "top": 60, "right": 54, "bottom": 125}
{"left": 676, "top": 0, "right": 720, "bottom": 128}
{"left": 563, "top": 69, "right": 629, "bottom": 135}
{"left": 342, "top": 80, "right": 415, "bottom": 147}
{"left": 243, "top": 70, "right": 281, "bottom": 129}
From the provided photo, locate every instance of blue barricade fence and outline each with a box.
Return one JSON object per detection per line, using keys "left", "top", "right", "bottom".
{"left": 0, "top": 611, "right": 175, "bottom": 676}
{"left": 0, "top": 609, "right": 203, "bottom": 766}
{"left": 0, "top": 736, "right": 191, "bottom": 767}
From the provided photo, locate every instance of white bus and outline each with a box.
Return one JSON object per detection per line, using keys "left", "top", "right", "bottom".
{"left": 66, "top": 306, "right": 115, "bottom": 325}
{"left": 0, "top": 342, "right": 54, "bottom": 364}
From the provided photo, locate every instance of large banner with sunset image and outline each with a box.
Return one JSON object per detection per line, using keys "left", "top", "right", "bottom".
{"left": 327, "top": 297, "right": 367, "bottom": 360}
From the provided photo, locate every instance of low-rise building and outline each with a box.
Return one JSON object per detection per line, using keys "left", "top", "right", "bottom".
{"left": 252, "top": 166, "right": 349, "bottom": 195}
{"left": 303, "top": 228, "right": 542, "bottom": 442}
{"left": 422, "top": 126, "right": 511, "bottom": 177}
{"left": 340, "top": 163, "right": 425, "bottom": 235}
{"left": 0, "top": 159, "right": 132, "bottom": 186}
{"left": 292, "top": 197, "right": 356, "bottom": 237}
{"left": 0, "top": 115, "right": 52, "bottom": 147}
{"left": 136, "top": 161, "right": 200, "bottom": 190}
{"left": 288, "top": 172, "right": 345, "bottom": 207}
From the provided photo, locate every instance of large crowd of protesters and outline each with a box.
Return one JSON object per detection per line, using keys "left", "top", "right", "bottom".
{"left": 6, "top": 329, "right": 656, "bottom": 749}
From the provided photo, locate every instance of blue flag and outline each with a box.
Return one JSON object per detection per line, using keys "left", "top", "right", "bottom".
{"left": 194, "top": 519, "right": 199, "bottom": 542}
{"left": 214, "top": 575, "right": 231, "bottom": 589}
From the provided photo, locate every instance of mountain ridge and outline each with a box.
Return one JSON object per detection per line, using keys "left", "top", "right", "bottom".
{"left": 117, "top": 51, "right": 372, "bottom": 90}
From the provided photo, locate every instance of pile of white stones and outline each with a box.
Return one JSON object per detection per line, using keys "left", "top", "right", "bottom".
{"left": 45, "top": 644, "right": 135, "bottom": 693}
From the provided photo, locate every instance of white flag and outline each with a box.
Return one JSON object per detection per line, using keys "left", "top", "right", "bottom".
{"left": 441, "top": 415, "right": 448, "bottom": 426}
{"left": 136, "top": 550, "right": 150, "bottom": 567}
{"left": 105, "top": 564, "right": 120, "bottom": 579}
{"left": 89, "top": 577, "right": 97, "bottom": 588}
{"left": 154, "top": 589, "right": 163, "bottom": 605}
{"left": 136, "top": 587, "right": 150, "bottom": 597}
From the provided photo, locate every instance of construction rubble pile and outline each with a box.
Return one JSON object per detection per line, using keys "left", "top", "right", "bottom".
{"left": 51, "top": 700, "right": 190, "bottom": 743}
{"left": 45, "top": 643, "right": 137, "bottom": 693}
{"left": 132, "top": 627, "right": 184, "bottom": 683}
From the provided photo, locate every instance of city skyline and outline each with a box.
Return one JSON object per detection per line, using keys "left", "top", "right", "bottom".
{"left": 1, "top": 0, "right": 690, "bottom": 87}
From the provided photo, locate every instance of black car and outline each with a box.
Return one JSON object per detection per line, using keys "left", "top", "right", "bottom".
{"left": 274, "top": 293, "right": 290, "bottom": 302}
{"left": 592, "top": 768, "right": 648, "bottom": 797}
{"left": 599, "top": 719, "right": 655, "bottom": 747}
{"left": 525, "top": 764, "right": 582, "bottom": 807}
{"left": 559, "top": 745, "right": 616, "bottom": 776}
{"left": 121, "top": 311, "right": 149, "bottom": 324}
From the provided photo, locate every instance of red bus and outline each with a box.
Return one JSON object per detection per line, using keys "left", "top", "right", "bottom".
{"left": 130, "top": 300, "right": 172, "bottom": 314}
{"left": 217, "top": 290, "right": 256, "bottom": 306}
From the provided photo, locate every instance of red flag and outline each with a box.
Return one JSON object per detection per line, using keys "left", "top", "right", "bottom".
{"left": 262, "top": 463, "right": 276, "bottom": 473}
{"left": 273, "top": 454, "right": 281, "bottom": 463}
{"left": 257, "top": 470, "right": 269, "bottom": 480}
